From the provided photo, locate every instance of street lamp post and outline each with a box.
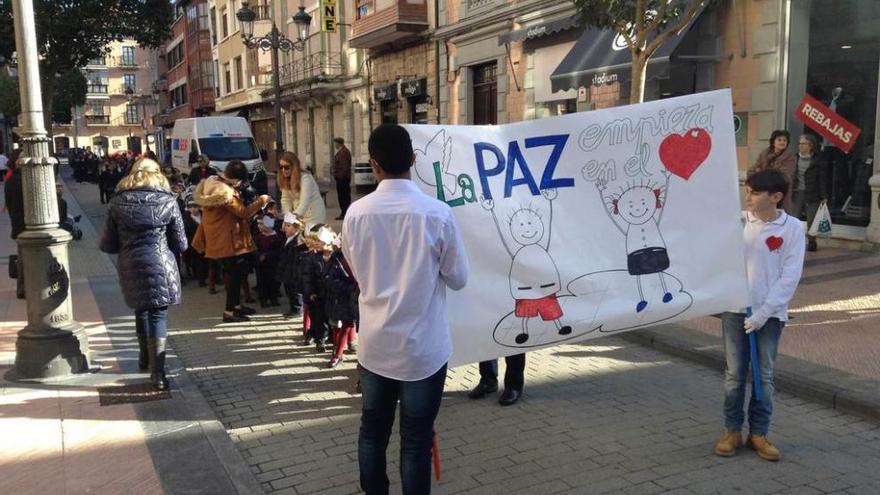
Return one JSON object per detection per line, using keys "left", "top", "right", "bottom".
{"left": 236, "top": 1, "right": 311, "bottom": 159}
{"left": 12, "top": 0, "right": 89, "bottom": 379}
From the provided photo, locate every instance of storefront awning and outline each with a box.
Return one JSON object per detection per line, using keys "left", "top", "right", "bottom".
{"left": 550, "top": 8, "right": 705, "bottom": 93}
{"left": 498, "top": 17, "right": 580, "bottom": 45}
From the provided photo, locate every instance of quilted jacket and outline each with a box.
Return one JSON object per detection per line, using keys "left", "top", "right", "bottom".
{"left": 191, "top": 176, "right": 264, "bottom": 259}
{"left": 100, "top": 187, "right": 187, "bottom": 310}
{"left": 322, "top": 251, "right": 359, "bottom": 323}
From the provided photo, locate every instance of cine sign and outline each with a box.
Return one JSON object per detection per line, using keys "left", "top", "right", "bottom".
{"left": 322, "top": 0, "right": 337, "bottom": 33}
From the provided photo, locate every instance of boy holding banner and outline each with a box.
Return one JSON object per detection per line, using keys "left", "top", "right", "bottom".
{"left": 714, "top": 169, "right": 805, "bottom": 462}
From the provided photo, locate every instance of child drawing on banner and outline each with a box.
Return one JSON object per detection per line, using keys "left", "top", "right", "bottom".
{"left": 587, "top": 157, "right": 674, "bottom": 314}
{"left": 480, "top": 188, "right": 572, "bottom": 344}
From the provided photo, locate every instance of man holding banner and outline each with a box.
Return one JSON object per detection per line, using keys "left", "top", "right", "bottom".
{"left": 342, "top": 124, "right": 469, "bottom": 495}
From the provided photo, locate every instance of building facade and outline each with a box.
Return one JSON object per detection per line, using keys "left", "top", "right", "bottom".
{"left": 273, "top": 0, "right": 370, "bottom": 181}
{"left": 52, "top": 41, "right": 160, "bottom": 156}
{"left": 429, "top": 0, "right": 880, "bottom": 244}
{"left": 154, "top": 0, "right": 217, "bottom": 160}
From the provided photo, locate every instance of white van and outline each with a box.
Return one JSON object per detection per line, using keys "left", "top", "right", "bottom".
{"left": 171, "top": 117, "right": 267, "bottom": 194}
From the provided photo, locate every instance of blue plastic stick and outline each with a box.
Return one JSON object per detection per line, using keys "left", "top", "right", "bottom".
{"left": 746, "top": 307, "right": 763, "bottom": 402}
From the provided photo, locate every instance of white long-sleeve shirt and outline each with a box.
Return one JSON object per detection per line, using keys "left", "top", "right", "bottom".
{"left": 341, "top": 179, "right": 469, "bottom": 381}
{"left": 741, "top": 210, "right": 805, "bottom": 323}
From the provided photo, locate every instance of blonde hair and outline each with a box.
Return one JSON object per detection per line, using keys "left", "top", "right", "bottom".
{"left": 277, "top": 151, "right": 302, "bottom": 192}
{"left": 116, "top": 158, "right": 171, "bottom": 192}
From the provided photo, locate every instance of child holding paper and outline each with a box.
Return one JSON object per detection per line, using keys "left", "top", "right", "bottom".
{"left": 714, "top": 168, "right": 805, "bottom": 462}
{"left": 323, "top": 235, "right": 359, "bottom": 368}
{"left": 301, "top": 224, "right": 331, "bottom": 352}
{"left": 277, "top": 212, "right": 306, "bottom": 319}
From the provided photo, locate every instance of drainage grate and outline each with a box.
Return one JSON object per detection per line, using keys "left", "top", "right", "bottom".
{"left": 97, "top": 382, "right": 172, "bottom": 406}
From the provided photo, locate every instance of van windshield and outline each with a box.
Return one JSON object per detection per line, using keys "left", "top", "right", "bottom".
{"left": 198, "top": 137, "right": 259, "bottom": 161}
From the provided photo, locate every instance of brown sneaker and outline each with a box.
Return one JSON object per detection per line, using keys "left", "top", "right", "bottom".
{"left": 747, "top": 435, "right": 781, "bottom": 461}
{"left": 713, "top": 430, "right": 743, "bottom": 457}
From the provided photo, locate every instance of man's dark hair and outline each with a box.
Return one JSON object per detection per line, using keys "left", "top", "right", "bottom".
{"left": 747, "top": 168, "right": 789, "bottom": 199}
{"left": 333, "top": 137, "right": 344, "bottom": 145}
{"left": 224, "top": 160, "right": 249, "bottom": 182}
{"left": 368, "top": 124, "right": 413, "bottom": 175}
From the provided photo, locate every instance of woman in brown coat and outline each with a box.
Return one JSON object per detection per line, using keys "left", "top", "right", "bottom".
{"left": 749, "top": 129, "right": 797, "bottom": 213}
{"left": 193, "top": 160, "right": 269, "bottom": 322}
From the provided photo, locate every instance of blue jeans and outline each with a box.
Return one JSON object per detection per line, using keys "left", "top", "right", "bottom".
{"left": 721, "top": 312, "right": 783, "bottom": 436}
{"left": 358, "top": 364, "right": 447, "bottom": 495}
{"left": 134, "top": 306, "right": 169, "bottom": 338}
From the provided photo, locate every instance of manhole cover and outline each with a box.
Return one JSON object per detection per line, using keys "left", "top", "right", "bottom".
{"left": 97, "top": 382, "right": 171, "bottom": 406}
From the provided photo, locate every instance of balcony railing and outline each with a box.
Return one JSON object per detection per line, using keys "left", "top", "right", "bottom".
{"left": 252, "top": 3, "right": 271, "bottom": 20}
{"left": 87, "top": 57, "right": 107, "bottom": 66}
{"left": 86, "top": 83, "right": 109, "bottom": 94}
{"left": 84, "top": 115, "right": 110, "bottom": 125}
{"left": 277, "top": 51, "right": 344, "bottom": 86}
{"left": 110, "top": 56, "right": 138, "bottom": 67}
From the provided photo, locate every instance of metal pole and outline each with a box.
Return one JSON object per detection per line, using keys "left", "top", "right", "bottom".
{"left": 271, "top": 24, "right": 284, "bottom": 158}
{"left": 12, "top": 0, "right": 89, "bottom": 379}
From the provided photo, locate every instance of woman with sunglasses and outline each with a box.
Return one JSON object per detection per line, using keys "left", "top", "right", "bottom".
{"left": 278, "top": 151, "right": 326, "bottom": 225}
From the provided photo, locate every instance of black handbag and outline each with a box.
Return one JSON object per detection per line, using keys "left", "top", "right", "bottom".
{"left": 8, "top": 254, "right": 18, "bottom": 279}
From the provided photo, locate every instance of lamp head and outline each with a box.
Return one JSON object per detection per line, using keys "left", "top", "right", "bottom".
{"left": 237, "top": 1, "right": 256, "bottom": 40}
{"left": 292, "top": 6, "right": 312, "bottom": 42}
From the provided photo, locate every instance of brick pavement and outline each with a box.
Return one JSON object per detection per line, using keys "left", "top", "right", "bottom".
{"left": 61, "top": 168, "right": 880, "bottom": 494}
{"left": 168, "top": 283, "right": 880, "bottom": 494}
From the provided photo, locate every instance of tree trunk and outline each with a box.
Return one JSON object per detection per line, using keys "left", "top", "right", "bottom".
{"left": 629, "top": 53, "right": 648, "bottom": 104}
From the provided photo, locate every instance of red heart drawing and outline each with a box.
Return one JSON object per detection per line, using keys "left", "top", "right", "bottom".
{"left": 766, "top": 236, "right": 783, "bottom": 252}
{"left": 659, "top": 128, "right": 712, "bottom": 180}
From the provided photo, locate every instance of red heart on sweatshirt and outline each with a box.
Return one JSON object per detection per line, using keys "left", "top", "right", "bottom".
{"left": 765, "top": 236, "right": 783, "bottom": 252}
{"left": 659, "top": 128, "right": 712, "bottom": 180}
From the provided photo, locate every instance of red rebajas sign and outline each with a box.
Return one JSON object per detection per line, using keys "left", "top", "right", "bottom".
{"left": 794, "top": 94, "right": 861, "bottom": 153}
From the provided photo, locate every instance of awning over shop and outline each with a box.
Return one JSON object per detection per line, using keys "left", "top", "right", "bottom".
{"left": 498, "top": 16, "right": 580, "bottom": 45}
{"left": 550, "top": 8, "right": 705, "bottom": 93}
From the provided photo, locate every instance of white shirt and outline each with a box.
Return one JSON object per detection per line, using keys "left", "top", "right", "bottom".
{"left": 342, "top": 179, "right": 469, "bottom": 381}
{"left": 740, "top": 210, "right": 805, "bottom": 323}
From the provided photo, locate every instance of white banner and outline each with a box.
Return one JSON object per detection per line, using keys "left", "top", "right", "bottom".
{"left": 404, "top": 89, "right": 748, "bottom": 367}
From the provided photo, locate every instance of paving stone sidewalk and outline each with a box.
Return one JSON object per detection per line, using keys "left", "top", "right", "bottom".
{"left": 167, "top": 285, "right": 880, "bottom": 495}
{"left": 63, "top": 167, "right": 880, "bottom": 494}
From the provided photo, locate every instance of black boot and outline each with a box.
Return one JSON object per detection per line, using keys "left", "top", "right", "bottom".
{"left": 137, "top": 334, "right": 149, "bottom": 371}
{"left": 468, "top": 380, "right": 499, "bottom": 399}
{"left": 148, "top": 337, "right": 169, "bottom": 391}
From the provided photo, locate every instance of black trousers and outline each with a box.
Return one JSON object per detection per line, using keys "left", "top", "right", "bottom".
{"left": 100, "top": 188, "right": 113, "bottom": 204}
{"left": 336, "top": 178, "right": 351, "bottom": 215}
{"left": 221, "top": 255, "right": 248, "bottom": 311}
{"left": 256, "top": 258, "right": 280, "bottom": 302}
{"left": 479, "top": 353, "right": 526, "bottom": 391}
{"left": 307, "top": 301, "right": 329, "bottom": 342}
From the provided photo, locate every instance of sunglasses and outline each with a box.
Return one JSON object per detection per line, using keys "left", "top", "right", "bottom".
{"left": 279, "top": 166, "right": 291, "bottom": 170}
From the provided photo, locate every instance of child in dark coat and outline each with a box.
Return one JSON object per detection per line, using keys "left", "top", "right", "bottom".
{"left": 277, "top": 212, "right": 306, "bottom": 319}
{"left": 301, "top": 224, "right": 331, "bottom": 352}
{"left": 323, "top": 237, "right": 359, "bottom": 368}
{"left": 256, "top": 215, "right": 284, "bottom": 307}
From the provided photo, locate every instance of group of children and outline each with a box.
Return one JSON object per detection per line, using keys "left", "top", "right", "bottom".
{"left": 278, "top": 216, "right": 359, "bottom": 367}
{"left": 178, "top": 191, "right": 359, "bottom": 368}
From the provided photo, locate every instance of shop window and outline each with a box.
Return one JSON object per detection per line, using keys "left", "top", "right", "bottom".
{"left": 786, "top": 0, "right": 879, "bottom": 227}
{"left": 380, "top": 100, "right": 397, "bottom": 124}
{"left": 410, "top": 96, "right": 428, "bottom": 124}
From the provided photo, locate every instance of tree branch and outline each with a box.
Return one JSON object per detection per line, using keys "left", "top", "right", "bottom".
{"left": 645, "top": 0, "right": 704, "bottom": 56}
{"left": 645, "top": 0, "right": 673, "bottom": 35}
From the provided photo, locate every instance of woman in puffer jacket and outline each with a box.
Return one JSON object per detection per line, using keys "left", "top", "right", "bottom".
{"left": 100, "top": 158, "right": 187, "bottom": 391}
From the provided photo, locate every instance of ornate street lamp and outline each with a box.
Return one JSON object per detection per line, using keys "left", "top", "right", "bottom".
{"left": 236, "top": 1, "right": 311, "bottom": 159}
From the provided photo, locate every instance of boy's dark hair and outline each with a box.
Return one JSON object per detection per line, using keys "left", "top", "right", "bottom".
{"left": 747, "top": 168, "right": 789, "bottom": 199}
{"left": 767, "top": 129, "right": 790, "bottom": 149}
{"left": 368, "top": 124, "right": 413, "bottom": 175}
{"left": 224, "top": 160, "right": 249, "bottom": 182}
